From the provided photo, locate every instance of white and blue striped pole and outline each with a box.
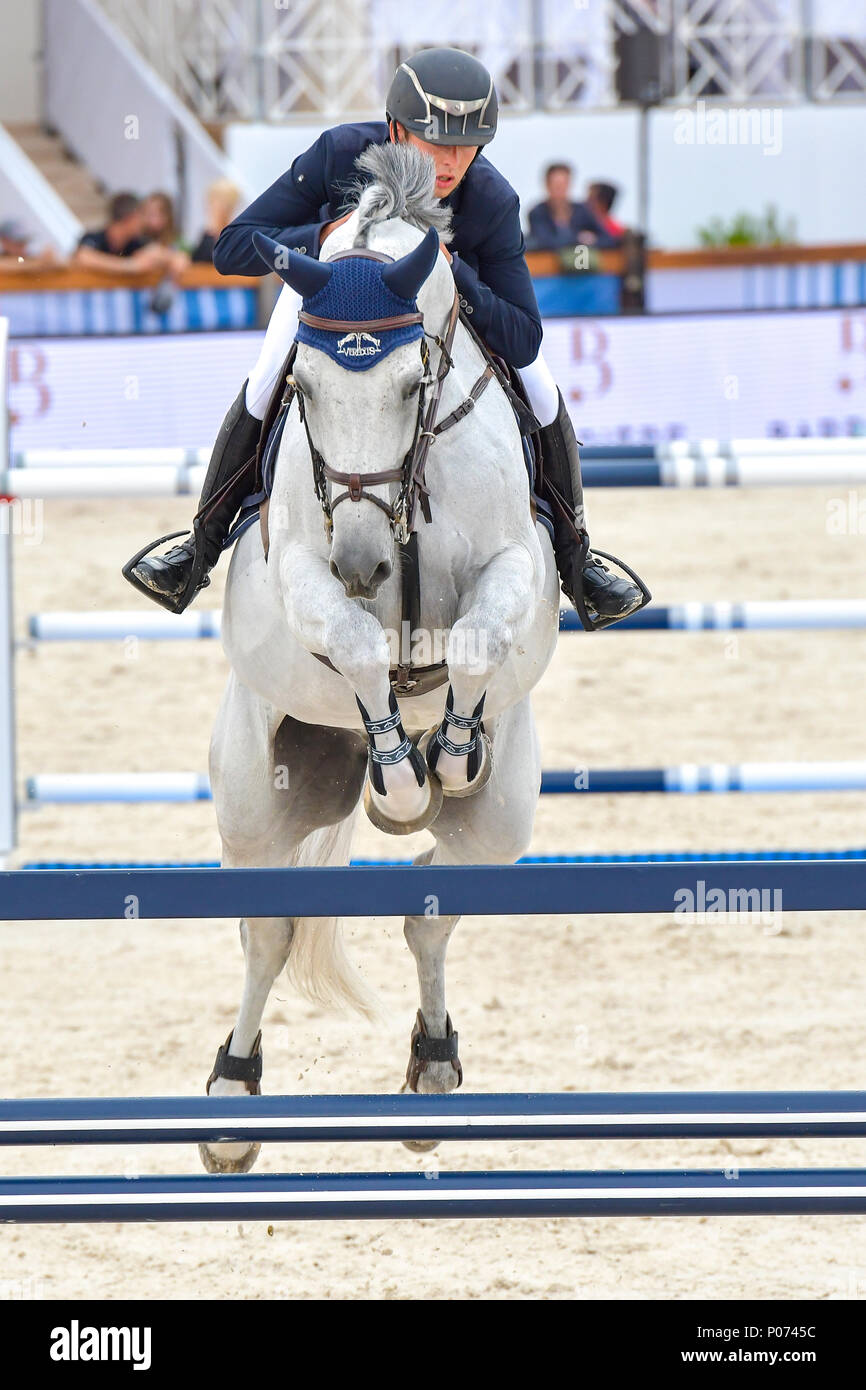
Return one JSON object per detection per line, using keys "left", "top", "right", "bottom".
{"left": 24, "top": 599, "right": 866, "bottom": 642}
{"left": 2, "top": 1091, "right": 865, "bottom": 1146}
{"left": 23, "top": 762, "right": 866, "bottom": 804}
{"left": 2, "top": 1169, "right": 866, "bottom": 1223}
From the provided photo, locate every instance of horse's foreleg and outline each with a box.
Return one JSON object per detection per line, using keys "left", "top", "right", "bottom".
{"left": 422, "top": 543, "right": 538, "bottom": 796}
{"left": 279, "top": 546, "right": 440, "bottom": 833}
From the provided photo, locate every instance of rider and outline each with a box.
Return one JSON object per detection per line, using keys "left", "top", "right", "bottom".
{"left": 128, "top": 47, "right": 642, "bottom": 622}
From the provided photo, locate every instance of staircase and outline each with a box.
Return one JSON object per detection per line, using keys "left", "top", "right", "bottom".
{"left": 5, "top": 123, "right": 106, "bottom": 231}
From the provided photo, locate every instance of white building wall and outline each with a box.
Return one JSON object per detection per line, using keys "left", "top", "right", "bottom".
{"left": 0, "top": 0, "right": 40, "bottom": 123}
{"left": 226, "top": 103, "right": 866, "bottom": 249}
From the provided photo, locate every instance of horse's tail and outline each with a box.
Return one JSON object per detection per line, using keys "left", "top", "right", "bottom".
{"left": 285, "top": 806, "right": 380, "bottom": 1021}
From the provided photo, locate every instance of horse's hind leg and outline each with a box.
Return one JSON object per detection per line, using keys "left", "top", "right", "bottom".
{"left": 403, "top": 844, "right": 462, "bottom": 1095}
{"left": 198, "top": 676, "right": 295, "bottom": 1172}
{"left": 200, "top": 672, "right": 366, "bottom": 1174}
{"left": 401, "top": 845, "right": 462, "bottom": 1150}
{"left": 402, "top": 696, "right": 541, "bottom": 1151}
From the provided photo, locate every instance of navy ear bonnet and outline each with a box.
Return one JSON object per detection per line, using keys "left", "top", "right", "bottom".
{"left": 297, "top": 256, "right": 422, "bottom": 370}
{"left": 252, "top": 226, "right": 438, "bottom": 372}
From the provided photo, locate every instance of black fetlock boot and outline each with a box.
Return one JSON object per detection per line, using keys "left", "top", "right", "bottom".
{"left": 122, "top": 382, "right": 262, "bottom": 612}
{"left": 538, "top": 392, "right": 647, "bottom": 625}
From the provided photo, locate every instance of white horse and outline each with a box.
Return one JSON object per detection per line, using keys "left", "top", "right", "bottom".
{"left": 201, "top": 144, "right": 560, "bottom": 1172}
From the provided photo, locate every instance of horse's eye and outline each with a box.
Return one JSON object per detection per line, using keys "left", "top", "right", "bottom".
{"left": 402, "top": 377, "right": 423, "bottom": 400}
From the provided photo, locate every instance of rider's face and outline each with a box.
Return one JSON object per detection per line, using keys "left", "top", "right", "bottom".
{"left": 393, "top": 124, "right": 479, "bottom": 197}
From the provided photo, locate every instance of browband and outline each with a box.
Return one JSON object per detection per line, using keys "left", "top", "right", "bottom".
{"left": 328, "top": 247, "right": 395, "bottom": 264}
{"left": 298, "top": 309, "right": 424, "bottom": 333}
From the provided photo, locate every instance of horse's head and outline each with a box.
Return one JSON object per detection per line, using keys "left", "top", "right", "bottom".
{"left": 254, "top": 216, "right": 451, "bottom": 599}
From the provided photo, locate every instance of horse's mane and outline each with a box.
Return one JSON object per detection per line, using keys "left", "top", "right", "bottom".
{"left": 349, "top": 143, "right": 453, "bottom": 246}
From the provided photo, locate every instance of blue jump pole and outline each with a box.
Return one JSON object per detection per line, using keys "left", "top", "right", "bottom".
{"left": 3, "top": 1168, "right": 866, "bottom": 1222}
{"left": 1, "top": 859, "right": 865, "bottom": 920}
{"left": 2, "top": 1091, "right": 866, "bottom": 1146}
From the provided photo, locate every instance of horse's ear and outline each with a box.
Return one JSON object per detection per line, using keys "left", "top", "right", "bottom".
{"left": 252, "top": 230, "right": 333, "bottom": 298}
{"left": 380, "top": 226, "right": 440, "bottom": 301}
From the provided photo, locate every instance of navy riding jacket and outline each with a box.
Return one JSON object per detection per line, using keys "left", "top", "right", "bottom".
{"left": 214, "top": 121, "right": 543, "bottom": 368}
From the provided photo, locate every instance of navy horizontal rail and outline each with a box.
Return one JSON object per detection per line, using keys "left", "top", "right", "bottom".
{"left": 560, "top": 606, "right": 667, "bottom": 631}
{"left": 582, "top": 461, "right": 662, "bottom": 487}
{"left": 2, "top": 860, "right": 866, "bottom": 919}
{"left": 3, "top": 1091, "right": 866, "bottom": 1146}
{"left": 580, "top": 445, "right": 657, "bottom": 461}
{"left": 4, "top": 1169, "right": 866, "bottom": 1222}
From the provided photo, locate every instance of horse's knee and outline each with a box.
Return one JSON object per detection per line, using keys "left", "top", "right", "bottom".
{"left": 448, "top": 616, "right": 511, "bottom": 684}
{"left": 404, "top": 915, "right": 459, "bottom": 958}
{"left": 239, "top": 917, "right": 293, "bottom": 975}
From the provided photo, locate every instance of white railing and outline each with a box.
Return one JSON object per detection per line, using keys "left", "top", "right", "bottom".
{"left": 95, "top": 0, "right": 866, "bottom": 117}
{"left": 0, "top": 124, "right": 83, "bottom": 256}
{"left": 42, "top": 0, "right": 251, "bottom": 243}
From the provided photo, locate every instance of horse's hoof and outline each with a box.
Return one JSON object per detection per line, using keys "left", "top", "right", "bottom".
{"left": 197, "top": 1141, "right": 261, "bottom": 1174}
{"left": 363, "top": 768, "right": 443, "bottom": 836}
{"left": 417, "top": 727, "right": 493, "bottom": 798}
{"left": 398, "top": 1079, "right": 440, "bottom": 1152}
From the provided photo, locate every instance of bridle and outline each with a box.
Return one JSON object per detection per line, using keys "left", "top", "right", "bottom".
{"left": 292, "top": 247, "right": 480, "bottom": 544}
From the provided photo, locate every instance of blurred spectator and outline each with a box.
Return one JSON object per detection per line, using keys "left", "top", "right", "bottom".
{"left": 587, "top": 182, "right": 626, "bottom": 242}
{"left": 141, "top": 190, "right": 191, "bottom": 278}
{"left": 191, "top": 179, "right": 243, "bottom": 264}
{"left": 0, "top": 219, "right": 60, "bottom": 267}
{"left": 73, "top": 193, "right": 172, "bottom": 275}
{"left": 527, "top": 163, "right": 621, "bottom": 251}
{"left": 141, "top": 191, "right": 179, "bottom": 245}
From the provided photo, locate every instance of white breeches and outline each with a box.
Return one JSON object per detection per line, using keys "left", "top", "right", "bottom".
{"left": 245, "top": 281, "right": 561, "bottom": 428}
{"left": 518, "top": 352, "right": 560, "bottom": 428}
{"left": 246, "top": 283, "right": 303, "bottom": 419}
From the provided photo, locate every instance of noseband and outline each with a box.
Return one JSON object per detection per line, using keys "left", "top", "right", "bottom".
{"left": 292, "top": 247, "right": 467, "bottom": 543}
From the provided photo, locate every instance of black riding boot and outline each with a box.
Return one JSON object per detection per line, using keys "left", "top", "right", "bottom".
{"left": 125, "top": 382, "right": 262, "bottom": 610}
{"left": 539, "top": 392, "right": 642, "bottom": 619}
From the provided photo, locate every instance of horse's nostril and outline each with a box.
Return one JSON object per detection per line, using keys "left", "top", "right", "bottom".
{"left": 329, "top": 551, "right": 392, "bottom": 597}
{"left": 370, "top": 559, "right": 392, "bottom": 588}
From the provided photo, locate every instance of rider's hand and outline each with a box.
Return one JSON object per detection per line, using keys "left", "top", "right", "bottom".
{"left": 319, "top": 213, "right": 352, "bottom": 248}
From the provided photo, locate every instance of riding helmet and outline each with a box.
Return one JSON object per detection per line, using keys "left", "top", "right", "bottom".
{"left": 385, "top": 47, "right": 498, "bottom": 146}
